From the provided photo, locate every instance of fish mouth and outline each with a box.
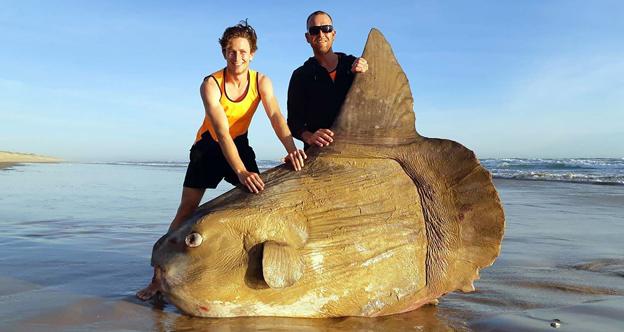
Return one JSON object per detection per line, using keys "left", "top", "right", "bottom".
{"left": 155, "top": 264, "right": 186, "bottom": 295}
{"left": 154, "top": 265, "right": 172, "bottom": 293}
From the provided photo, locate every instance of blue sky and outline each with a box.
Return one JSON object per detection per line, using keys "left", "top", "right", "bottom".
{"left": 1, "top": 0, "right": 623, "bottom": 161}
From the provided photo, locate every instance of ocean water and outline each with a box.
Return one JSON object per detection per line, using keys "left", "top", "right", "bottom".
{"left": 91, "top": 157, "right": 624, "bottom": 185}
{"left": 1, "top": 161, "right": 623, "bottom": 331}
{"left": 482, "top": 158, "right": 624, "bottom": 185}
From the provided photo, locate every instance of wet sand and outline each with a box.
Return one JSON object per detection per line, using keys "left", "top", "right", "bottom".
{"left": 0, "top": 162, "right": 18, "bottom": 170}
{"left": 0, "top": 164, "right": 623, "bottom": 331}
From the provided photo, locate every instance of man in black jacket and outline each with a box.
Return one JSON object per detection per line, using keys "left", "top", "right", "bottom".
{"left": 287, "top": 11, "right": 368, "bottom": 150}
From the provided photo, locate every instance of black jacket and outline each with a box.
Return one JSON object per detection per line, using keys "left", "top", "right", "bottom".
{"left": 287, "top": 53, "right": 357, "bottom": 149}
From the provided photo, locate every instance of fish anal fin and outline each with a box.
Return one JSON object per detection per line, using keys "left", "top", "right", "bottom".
{"left": 394, "top": 139, "right": 505, "bottom": 294}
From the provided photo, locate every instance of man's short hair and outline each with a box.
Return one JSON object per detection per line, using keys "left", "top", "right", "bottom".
{"left": 219, "top": 19, "right": 258, "bottom": 55}
{"left": 306, "top": 10, "right": 333, "bottom": 29}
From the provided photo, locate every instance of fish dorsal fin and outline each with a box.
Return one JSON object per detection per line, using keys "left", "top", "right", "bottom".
{"left": 332, "top": 28, "right": 418, "bottom": 145}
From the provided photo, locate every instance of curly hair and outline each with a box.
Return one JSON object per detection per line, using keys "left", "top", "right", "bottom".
{"left": 219, "top": 19, "right": 258, "bottom": 55}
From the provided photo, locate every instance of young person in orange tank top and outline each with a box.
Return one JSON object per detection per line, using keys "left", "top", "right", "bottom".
{"left": 136, "top": 20, "right": 307, "bottom": 301}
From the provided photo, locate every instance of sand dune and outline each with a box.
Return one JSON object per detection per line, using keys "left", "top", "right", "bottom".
{"left": 0, "top": 151, "right": 61, "bottom": 166}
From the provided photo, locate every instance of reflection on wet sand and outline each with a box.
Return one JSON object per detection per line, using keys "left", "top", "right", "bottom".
{"left": 161, "top": 304, "right": 457, "bottom": 332}
{"left": 471, "top": 296, "right": 624, "bottom": 332}
{"left": 15, "top": 294, "right": 457, "bottom": 332}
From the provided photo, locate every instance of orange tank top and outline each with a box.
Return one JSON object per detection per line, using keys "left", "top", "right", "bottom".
{"left": 195, "top": 68, "right": 261, "bottom": 143}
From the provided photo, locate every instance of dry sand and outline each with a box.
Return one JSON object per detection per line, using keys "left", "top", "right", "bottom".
{"left": 0, "top": 151, "right": 61, "bottom": 169}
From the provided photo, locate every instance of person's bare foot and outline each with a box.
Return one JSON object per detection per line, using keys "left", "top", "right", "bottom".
{"left": 136, "top": 268, "right": 162, "bottom": 301}
{"left": 136, "top": 280, "right": 160, "bottom": 301}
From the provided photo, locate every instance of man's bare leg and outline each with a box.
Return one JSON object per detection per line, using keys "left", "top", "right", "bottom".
{"left": 136, "top": 187, "right": 205, "bottom": 301}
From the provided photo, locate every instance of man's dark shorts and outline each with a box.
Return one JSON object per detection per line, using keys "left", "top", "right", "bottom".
{"left": 183, "top": 132, "right": 259, "bottom": 189}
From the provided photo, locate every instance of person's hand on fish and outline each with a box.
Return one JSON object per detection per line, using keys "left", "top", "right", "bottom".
{"left": 351, "top": 57, "right": 368, "bottom": 73}
{"left": 284, "top": 149, "right": 307, "bottom": 171}
{"left": 307, "top": 128, "right": 335, "bottom": 147}
{"left": 237, "top": 170, "right": 264, "bottom": 193}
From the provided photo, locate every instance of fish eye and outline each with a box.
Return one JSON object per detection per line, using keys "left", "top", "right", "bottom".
{"left": 185, "top": 232, "right": 203, "bottom": 248}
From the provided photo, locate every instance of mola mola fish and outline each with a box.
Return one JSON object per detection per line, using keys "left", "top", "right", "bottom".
{"left": 151, "top": 29, "right": 505, "bottom": 318}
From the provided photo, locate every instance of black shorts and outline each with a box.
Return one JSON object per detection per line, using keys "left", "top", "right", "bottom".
{"left": 183, "top": 132, "right": 259, "bottom": 189}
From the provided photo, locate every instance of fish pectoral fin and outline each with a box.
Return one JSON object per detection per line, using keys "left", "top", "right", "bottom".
{"left": 262, "top": 241, "right": 304, "bottom": 289}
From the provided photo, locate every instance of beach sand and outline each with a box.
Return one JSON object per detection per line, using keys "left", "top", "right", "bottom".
{"left": 0, "top": 164, "right": 623, "bottom": 331}
{"left": 0, "top": 151, "right": 61, "bottom": 170}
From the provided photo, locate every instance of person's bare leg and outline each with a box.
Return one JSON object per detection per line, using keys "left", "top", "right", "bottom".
{"left": 167, "top": 187, "right": 206, "bottom": 231}
{"left": 136, "top": 187, "right": 205, "bottom": 301}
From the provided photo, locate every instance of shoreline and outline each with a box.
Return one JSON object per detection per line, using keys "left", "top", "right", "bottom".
{"left": 0, "top": 151, "right": 61, "bottom": 170}
{"left": 492, "top": 176, "right": 624, "bottom": 186}
{"left": 0, "top": 162, "right": 19, "bottom": 170}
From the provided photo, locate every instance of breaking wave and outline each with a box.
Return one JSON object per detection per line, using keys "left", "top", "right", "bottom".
{"left": 91, "top": 158, "right": 624, "bottom": 185}
{"left": 480, "top": 158, "right": 624, "bottom": 185}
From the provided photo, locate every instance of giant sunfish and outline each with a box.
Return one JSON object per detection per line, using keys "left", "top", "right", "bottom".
{"left": 150, "top": 29, "right": 505, "bottom": 318}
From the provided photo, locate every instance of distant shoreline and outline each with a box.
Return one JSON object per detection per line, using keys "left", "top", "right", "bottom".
{"left": 0, "top": 151, "right": 62, "bottom": 170}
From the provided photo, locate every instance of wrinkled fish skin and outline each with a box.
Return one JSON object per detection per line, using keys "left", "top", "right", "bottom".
{"left": 151, "top": 29, "right": 505, "bottom": 318}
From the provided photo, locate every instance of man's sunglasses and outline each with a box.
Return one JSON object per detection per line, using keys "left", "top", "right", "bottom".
{"left": 308, "top": 25, "right": 334, "bottom": 35}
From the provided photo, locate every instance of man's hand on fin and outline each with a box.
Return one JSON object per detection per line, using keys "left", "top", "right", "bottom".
{"left": 306, "top": 129, "right": 335, "bottom": 147}
{"left": 284, "top": 149, "right": 307, "bottom": 171}
{"left": 351, "top": 57, "right": 368, "bottom": 73}
{"left": 237, "top": 170, "right": 265, "bottom": 193}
